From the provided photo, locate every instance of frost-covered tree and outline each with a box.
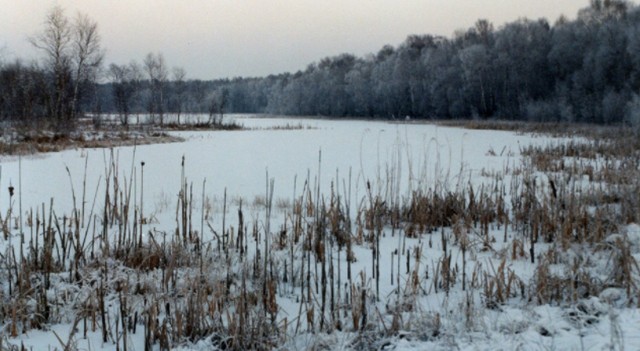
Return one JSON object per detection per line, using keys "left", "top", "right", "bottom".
{"left": 459, "top": 44, "right": 493, "bottom": 117}
{"left": 493, "top": 18, "right": 551, "bottom": 118}
{"left": 345, "top": 58, "right": 374, "bottom": 116}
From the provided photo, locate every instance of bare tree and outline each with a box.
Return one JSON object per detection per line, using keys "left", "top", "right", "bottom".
{"left": 70, "top": 12, "right": 104, "bottom": 120}
{"left": 172, "top": 66, "right": 187, "bottom": 124}
{"left": 0, "top": 60, "right": 48, "bottom": 123}
{"left": 143, "top": 52, "right": 168, "bottom": 126}
{"left": 208, "top": 88, "right": 227, "bottom": 126}
{"left": 30, "top": 6, "right": 102, "bottom": 129}
{"left": 30, "top": 5, "right": 72, "bottom": 124}
{"left": 128, "top": 60, "right": 144, "bottom": 124}
{"left": 109, "top": 63, "right": 134, "bottom": 126}
{"left": 474, "top": 19, "right": 494, "bottom": 46}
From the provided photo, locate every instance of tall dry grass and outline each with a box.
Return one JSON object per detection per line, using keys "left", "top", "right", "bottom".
{"left": 0, "top": 122, "right": 638, "bottom": 349}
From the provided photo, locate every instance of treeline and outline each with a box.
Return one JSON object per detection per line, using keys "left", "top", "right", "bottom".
{"left": 221, "top": 0, "right": 640, "bottom": 124}
{"left": 3, "top": 1, "right": 640, "bottom": 127}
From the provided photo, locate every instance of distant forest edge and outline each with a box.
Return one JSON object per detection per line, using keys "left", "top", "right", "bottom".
{"left": 2, "top": 0, "right": 640, "bottom": 127}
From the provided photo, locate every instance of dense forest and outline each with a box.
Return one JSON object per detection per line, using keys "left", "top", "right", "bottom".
{"left": 2, "top": 0, "right": 640, "bottom": 127}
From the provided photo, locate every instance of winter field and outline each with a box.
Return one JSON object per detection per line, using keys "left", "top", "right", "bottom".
{"left": 0, "top": 115, "right": 639, "bottom": 350}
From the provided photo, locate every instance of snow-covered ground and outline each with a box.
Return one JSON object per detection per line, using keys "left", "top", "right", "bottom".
{"left": 0, "top": 115, "right": 638, "bottom": 350}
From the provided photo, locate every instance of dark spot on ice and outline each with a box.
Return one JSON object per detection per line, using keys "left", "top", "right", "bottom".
{"left": 538, "top": 326, "right": 551, "bottom": 337}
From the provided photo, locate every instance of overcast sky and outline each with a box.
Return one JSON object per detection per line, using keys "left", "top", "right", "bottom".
{"left": 0, "top": 0, "right": 602, "bottom": 80}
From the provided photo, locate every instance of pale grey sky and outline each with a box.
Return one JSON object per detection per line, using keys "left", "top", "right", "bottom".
{"left": 0, "top": 0, "right": 599, "bottom": 79}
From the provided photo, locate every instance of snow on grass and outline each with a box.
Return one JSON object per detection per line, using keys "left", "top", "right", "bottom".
{"left": 0, "top": 115, "right": 638, "bottom": 350}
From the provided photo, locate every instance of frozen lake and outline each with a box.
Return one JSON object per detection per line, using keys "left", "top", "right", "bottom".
{"left": 0, "top": 115, "right": 547, "bottom": 221}
{"left": 2, "top": 115, "right": 639, "bottom": 351}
